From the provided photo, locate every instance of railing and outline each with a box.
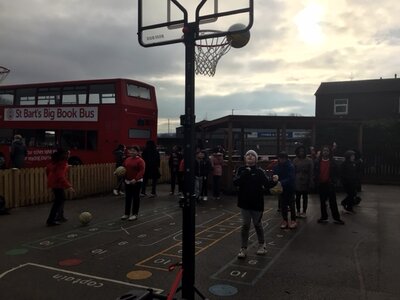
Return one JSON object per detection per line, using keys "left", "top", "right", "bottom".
{"left": 0, "top": 159, "right": 171, "bottom": 209}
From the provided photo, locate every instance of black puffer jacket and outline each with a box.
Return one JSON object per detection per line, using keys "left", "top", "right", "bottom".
{"left": 233, "top": 165, "right": 271, "bottom": 211}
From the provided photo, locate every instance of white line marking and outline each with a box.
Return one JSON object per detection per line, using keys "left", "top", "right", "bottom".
{"left": 0, "top": 262, "right": 163, "bottom": 294}
{"left": 121, "top": 226, "right": 130, "bottom": 235}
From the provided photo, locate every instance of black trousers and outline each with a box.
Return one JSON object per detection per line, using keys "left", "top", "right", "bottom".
{"left": 280, "top": 191, "right": 296, "bottom": 221}
{"left": 125, "top": 182, "right": 142, "bottom": 215}
{"left": 213, "top": 175, "right": 221, "bottom": 198}
{"left": 318, "top": 183, "right": 341, "bottom": 220}
{"left": 295, "top": 191, "right": 309, "bottom": 213}
{"left": 47, "top": 188, "right": 66, "bottom": 223}
{"left": 342, "top": 183, "right": 357, "bottom": 210}
{"left": 142, "top": 176, "right": 157, "bottom": 195}
{"left": 170, "top": 171, "right": 178, "bottom": 193}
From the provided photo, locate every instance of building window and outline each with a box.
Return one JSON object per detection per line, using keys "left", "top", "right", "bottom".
{"left": 334, "top": 99, "right": 348, "bottom": 115}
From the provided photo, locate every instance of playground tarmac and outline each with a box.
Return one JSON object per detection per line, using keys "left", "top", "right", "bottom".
{"left": 0, "top": 183, "right": 399, "bottom": 300}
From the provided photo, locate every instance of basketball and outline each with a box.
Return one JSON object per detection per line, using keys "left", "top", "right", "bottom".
{"left": 114, "top": 166, "right": 126, "bottom": 177}
{"left": 227, "top": 23, "right": 251, "bottom": 48}
{"left": 79, "top": 211, "right": 92, "bottom": 225}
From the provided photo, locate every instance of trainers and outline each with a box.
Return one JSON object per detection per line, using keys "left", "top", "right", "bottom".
{"left": 169, "top": 192, "right": 174, "bottom": 195}
{"left": 128, "top": 215, "right": 138, "bottom": 221}
{"left": 237, "top": 248, "right": 247, "bottom": 259}
{"left": 140, "top": 193, "right": 147, "bottom": 197}
{"left": 317, "top": 218, "right": 328, "bottom": 224}
{"left": 289, "top": 221, "right": 297, "bottom": 229}
{"left": 280, "top": 220, "right": 288, "bottom": 229}
{"left": 120, "top": 215, "right": 129, "bottom": 220}
{"left": 203, "top": 196, "right": 208, "bottom": 201}
{"left": 56, "top": 217, "right": 68, "bottom": 223}
{"left": 333, "top": 219, "right": 345, "bottom": 225}
{"left": 256, "top": 244, "right": 267, "bottom": 255}
{"left": 149, "top": 194, "right": 156, "bottom": 198}
{"left": 344, "top": 208, "right": 355, "bottom": 214}
{"left": 113, "top": 189, "right": 119, "bottom": 196}
{"left": 46, "top": 221, "right": 61, "bottom": 226}
{"left": 300, "top": 212, "right": 307, "bottom": 218}
{"left": 119, "top": 191, "right": 125, "bottom": 195}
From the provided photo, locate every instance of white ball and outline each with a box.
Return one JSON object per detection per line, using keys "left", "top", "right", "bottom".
{"left": 79, "top": 211, "right": 92, "bottom": 225}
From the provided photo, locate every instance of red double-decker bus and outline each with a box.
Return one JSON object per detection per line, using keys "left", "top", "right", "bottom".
{"left": 0, "top": 78, "right": 158, "bottom": 168}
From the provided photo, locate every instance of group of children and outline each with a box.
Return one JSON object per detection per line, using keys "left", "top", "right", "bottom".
{"left": 234, "top": 145, "right": 360, "bottom": 259}
{"left": 168, "top": 146, "right": 225, "bottom": 202}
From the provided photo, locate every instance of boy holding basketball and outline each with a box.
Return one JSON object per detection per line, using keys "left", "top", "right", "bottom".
{"left": 233, "top": 150, "right": 274, "bottom": 259}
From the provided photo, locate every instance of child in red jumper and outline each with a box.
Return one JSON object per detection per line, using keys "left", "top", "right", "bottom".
{"left": 46, "top": 149, "right": 74, "bottom": 226}
{"left": 122, "top": 145, "right": 145, "bottom": 221}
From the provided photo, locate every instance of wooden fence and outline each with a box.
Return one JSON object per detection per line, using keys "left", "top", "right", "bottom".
{"left": 0, "top": 159, "right": 171, "bottom": 209}
{"left": 2, "top": 155, "right": 399, "bottom": 209}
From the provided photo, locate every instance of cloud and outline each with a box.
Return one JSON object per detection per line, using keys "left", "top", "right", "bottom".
{"left": 1, "top": 0, "right": 400, "bottom": 135}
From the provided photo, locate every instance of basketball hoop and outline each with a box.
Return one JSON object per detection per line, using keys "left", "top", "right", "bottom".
{"left": 195, "top": 31, "right": 231, "bottom": 77}
{"left": 0, "top": 66, "right": 10, "bottom": 84}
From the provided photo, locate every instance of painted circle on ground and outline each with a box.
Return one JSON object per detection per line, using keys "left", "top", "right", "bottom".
{"left": 209, "top": 284, "right": 238, "bottom": 297}
{"left": 126, "top": 270, "right": 152, "bottom": 280}
{"left": 6, "top": 248, "right": 28, "bottom": 256}
{"left": 58, "top": 258, "right": 83, "bottom": 266}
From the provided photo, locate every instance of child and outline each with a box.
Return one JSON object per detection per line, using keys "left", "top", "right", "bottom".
{"left": 194, "top": 150, "right": 212, "bottom": 201}
{"left": 210, "top": 150, "right": 224, "bottom": 200}
{"left": 273, "top": 151, "right": 297, "bottom": 229}
{"left": 314, "top": 145, "right": 345, "bottom": 225}
{"left": 46, "top": 149, "right": 74, "bottom": 226}
{"left": 122, "top": 146, "right": 145, "bottom": 221}
{"left": 112, "top": 144, "right": 126, "bottom": 196}
{"left": 233, "top": 150, "right": 273, "bottom": 259}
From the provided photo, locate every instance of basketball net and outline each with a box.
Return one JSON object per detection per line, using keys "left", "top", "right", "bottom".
{"left": 0, "top": 66, "right": 10, "bottom": 84}
{"left": 195, "top": 31, "right": 231, "bottom": 77}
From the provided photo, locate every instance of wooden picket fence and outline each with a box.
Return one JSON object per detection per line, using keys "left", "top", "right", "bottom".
{"left": 0, "top": 159, "right": 171, "bottom": 209}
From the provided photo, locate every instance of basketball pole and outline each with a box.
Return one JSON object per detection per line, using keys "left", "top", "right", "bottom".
{"left": 181, "top": 21, "right": 197, "bottom": 300}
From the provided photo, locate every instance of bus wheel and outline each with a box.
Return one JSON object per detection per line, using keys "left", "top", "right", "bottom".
{"left": 68, "top": 156, "right": 82, "bottom": 165}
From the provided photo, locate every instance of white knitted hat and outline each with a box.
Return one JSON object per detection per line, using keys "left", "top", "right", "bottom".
{"left": 245, "top": 150, "right": 258, "bottom": 161}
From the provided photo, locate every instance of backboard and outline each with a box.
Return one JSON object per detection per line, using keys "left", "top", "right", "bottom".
{"left": 138, "top": 0, "right": 253, "bottom": 47}
{"left": 0, "top": 66, "right": 10, "bottom": 84}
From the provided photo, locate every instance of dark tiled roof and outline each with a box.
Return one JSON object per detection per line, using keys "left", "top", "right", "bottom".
{"left": 315, "top": 78, "right": 400, "bottom": 95}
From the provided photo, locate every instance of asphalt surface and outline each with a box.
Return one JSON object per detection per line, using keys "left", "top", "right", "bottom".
{"left": 0, "top": 184, "right": 399, "bottom": 300}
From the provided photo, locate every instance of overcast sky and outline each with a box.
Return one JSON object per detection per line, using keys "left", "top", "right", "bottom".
{"left": 1, "top": 0, "right": 400, "bottom": 133}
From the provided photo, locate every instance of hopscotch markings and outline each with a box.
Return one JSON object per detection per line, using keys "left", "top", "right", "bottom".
{"left": 20, "top": 205, "right": 181, "bottom": 250}
{"left": 136, "top": 208, "right": 275, "bottom": 271}
{"left": 0, "top": 262, "right": 163, "bottom": 293}
{"left": 211, "top": 219, "right": 306, "bottom": 286}
{"left": 73, "top": 238, "right": 131, "bottom": 261}
{"left": 136, "top": 211, "right": 248, "bottom": 271}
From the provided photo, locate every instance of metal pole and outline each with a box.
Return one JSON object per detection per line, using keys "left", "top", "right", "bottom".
{"left": 181, "top": 22, "right": 196, "bottom": 300}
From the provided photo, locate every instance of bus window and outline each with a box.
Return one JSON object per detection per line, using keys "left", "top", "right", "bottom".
{"left": 0, "top": 128, "right": 13, "bottom": 144}
{"left": 61, "top": 130, "right": 85, "bottom": 150}
{"left": 87, "top": 131, "right": 97, "bottom": 150}
{"left": 62, "top": 86, "right": 87, "bottom": 105}
{"left": 89, "top": 84, "right": 115, "bottom": 104}
{"left": 37, "top": 87, "right": 61, "bottom": 105}
{"left": 0, "top": 90, "right": 14, "bottom": 105}
{"left": 16, "top": 88, "right": 36, "bottom": 105}
{"left": 17, "top": 129, "right": 56, "bottom": 147}
{"left": 39, "top": 130, "right": 56, "bottom": 147}
{"left": 127, "top": 83, "right": 150, "bottom": 100}
{"left": 129, "top": 128, "right": 150, "bottom": 139}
